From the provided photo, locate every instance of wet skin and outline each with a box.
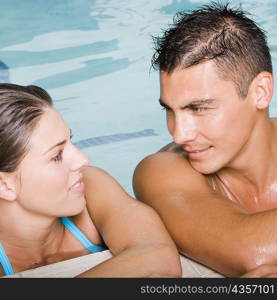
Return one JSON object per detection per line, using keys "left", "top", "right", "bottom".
{"left": 133, "top": 60, "right": 277, "bottom": 276}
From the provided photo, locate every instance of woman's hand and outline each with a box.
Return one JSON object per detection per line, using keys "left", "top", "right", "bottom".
{"left": 77, "top": 166, "right": 182, "bottom": 278}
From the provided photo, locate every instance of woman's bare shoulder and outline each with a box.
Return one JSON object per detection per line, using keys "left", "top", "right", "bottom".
{"left": 82, "top": 165, "right": 126, "bottom": 192}
{"left": 82, "top": 165, "right": 109, "bottom": 178}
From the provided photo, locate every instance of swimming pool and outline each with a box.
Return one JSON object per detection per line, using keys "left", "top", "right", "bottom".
{"left": 0, "top": 0, "right": 276, "bottom": 195}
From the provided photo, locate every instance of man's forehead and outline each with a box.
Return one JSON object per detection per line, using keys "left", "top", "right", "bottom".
{"left": 160, "top": 61, "right": 218, "bottom": 77}
{"left": 160, "top": 75, "right": 216, "bottom": 105}
{"left": 159, "top": 62, "right": 239, "bottom": 105}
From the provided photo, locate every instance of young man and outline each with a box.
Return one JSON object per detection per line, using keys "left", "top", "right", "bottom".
{"left": 133, "top": 3, "right": 277, "bottom": 277}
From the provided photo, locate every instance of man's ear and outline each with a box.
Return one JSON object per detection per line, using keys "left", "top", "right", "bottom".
{"left": 0, "top": 173, "right": 17, "bottom": 201}
{"left": 249, "top": 71, "right": 274, "bottom": 110}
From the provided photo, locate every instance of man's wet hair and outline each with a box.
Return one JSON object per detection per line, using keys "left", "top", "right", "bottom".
{"left": 152, "top": 1, "right": 272, "bottom": 97}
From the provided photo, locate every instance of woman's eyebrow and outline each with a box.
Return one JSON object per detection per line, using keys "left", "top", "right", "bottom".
{"left": 43, "top": 140, "right": 66, "bottom": 155}
{"left": 44, "top": 129, "right": 72, "bottom": 155}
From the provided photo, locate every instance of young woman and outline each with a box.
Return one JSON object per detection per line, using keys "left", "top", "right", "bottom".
{"left": 0, "top": 83, "right": 181, "bottom": 277}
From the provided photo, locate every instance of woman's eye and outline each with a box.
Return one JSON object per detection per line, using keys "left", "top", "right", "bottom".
{"left": 52, "top": 150, "right": 63, "bottom": 162}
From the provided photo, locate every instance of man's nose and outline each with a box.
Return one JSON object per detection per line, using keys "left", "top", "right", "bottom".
{"left": 172, "top": 116, "right": 197, "bottom": 145}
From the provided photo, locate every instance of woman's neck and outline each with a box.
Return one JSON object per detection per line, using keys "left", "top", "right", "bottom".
{"left": 0, "top": 207, "right": 65, "bottom": 271}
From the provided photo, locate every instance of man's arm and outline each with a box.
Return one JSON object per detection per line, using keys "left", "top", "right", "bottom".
{"left": 77, "top": 166, "right": 181, "bottom": 278}
{"left": 132, "top": 151, "right": 277, "bottom": 277}
{"left": 241, "top": 264, "right": 277, "bottom": 278}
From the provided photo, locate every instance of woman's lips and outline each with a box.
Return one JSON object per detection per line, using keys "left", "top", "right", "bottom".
{"left": 69, "top": 180, "right": 84, "bottom": 193}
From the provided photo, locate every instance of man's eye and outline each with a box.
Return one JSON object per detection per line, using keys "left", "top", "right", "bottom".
{"left": 191, "top": 106, "right": 208, "bottom": 112}
{"left": 161, "top": 106, "right": 169, "bottom": 111}
{"left": 52, "top": 150, "right": 63, "bottom": 162}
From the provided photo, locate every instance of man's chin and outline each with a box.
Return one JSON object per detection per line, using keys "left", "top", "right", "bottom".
{"left": 189, "top": 159, "right": 221, "bottom": 175}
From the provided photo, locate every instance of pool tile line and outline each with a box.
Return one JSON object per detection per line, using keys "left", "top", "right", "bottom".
{"left": 74, "top": 129, "right": 159, "bottom": 149}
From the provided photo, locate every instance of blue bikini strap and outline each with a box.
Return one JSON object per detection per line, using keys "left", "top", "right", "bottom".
{"left": 0, "top": 243, "right": 14, "bottom": 276}
{"left": 0, "top": 217, "right": 106, "bottom": 277}
{"left": 60, "top": 217, "right": 106, "bottom": 253}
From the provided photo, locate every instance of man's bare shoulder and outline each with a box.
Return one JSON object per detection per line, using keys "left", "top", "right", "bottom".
{"left": 135, "top": 145, "right": 189, "bottom": 173}
{"left": 158, "top": 142, "right": 185, "bottom": 154}
{"left": 134, "top": 142, "right": 198, "bottom": 175}
{"left": 133, "top": 143, "right": 211, "bottom": 197}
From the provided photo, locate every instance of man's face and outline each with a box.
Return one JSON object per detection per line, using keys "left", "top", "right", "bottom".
{"left": 159, "top": 60, "right": 257, "bottom": 174}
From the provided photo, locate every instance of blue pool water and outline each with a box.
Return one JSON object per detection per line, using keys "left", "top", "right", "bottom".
{"left": 0, "top": 0, "right": 276, "bottom": 195}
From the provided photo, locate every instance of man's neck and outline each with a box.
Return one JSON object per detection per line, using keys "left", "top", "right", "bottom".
{"left": 217, "top": 117, "right": 277, "bottom": 211}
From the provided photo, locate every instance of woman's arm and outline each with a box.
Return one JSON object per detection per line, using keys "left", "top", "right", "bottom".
{"left": 77, "top": 166, "right": 182, "bottom": 278}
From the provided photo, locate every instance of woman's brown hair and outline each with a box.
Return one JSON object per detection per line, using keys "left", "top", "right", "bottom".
{"left": 0, "top": 83, "right": 53, "bottom": 172}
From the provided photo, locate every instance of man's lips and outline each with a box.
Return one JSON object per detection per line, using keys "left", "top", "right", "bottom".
{"left": 185, "top": 147, "right": 210, "bottom": 153}
{"left": 184, "top": 146, "right": 213, "bottom": 159}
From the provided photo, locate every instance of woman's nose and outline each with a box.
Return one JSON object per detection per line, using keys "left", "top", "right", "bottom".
{"left": 71, "top": 146, "right": 90, "bottom": 171}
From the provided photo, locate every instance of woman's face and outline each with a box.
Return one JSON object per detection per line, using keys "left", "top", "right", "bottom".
{"left": 15, "top": 108, "right": 89, "bottom": 217}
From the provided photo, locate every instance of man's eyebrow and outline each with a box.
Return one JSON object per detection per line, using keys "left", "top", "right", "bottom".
{"left": 188, "top": 98, "right": 216, "bottom": 106}
{"left": 159, "top": 98, "right": 216, "bottom": 109}
{"left": 43, "top": 129, "right": 72, "bottom": 155}
{"left": 159, "top": 98, "right": 170, "bottom": 108}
